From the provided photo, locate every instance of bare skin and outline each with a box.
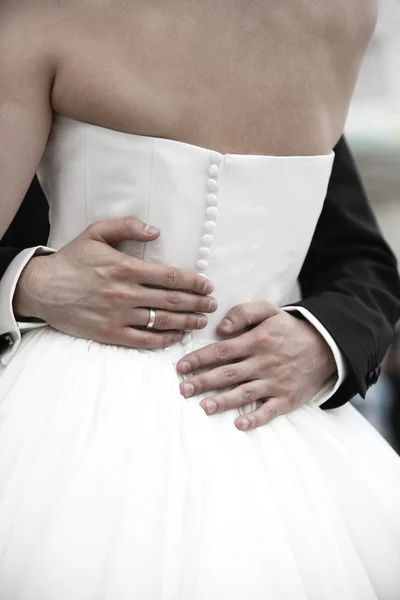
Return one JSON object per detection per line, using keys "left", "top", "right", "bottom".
{"left": 0, "top": 0, "right": 375, "bottom": 428}
{"left": 0, "top": 0, "right": 377, "bottom": 230}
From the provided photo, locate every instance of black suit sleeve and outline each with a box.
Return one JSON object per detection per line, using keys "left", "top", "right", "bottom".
{"left": 0, "top": 176, "right": 50, "bottom": 278}
{"left": 292, "top": 136, "right": 400, "bottom": 409}
{"left": 0, "top": 248, "right": 22, "bottom": 280}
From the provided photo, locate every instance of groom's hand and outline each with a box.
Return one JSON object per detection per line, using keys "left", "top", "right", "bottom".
{"left": 176, "top": 301, "right": 336, "bottom": 430}
{"left": 13, "top": 218, "right": 217, "bottom": 348}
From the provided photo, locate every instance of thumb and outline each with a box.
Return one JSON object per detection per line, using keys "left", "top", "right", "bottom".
{"left": 85, "top": 217, "right": 160, "bottom": 246}
{"left": 217, "top": 301, "right": 280, "bottom": 335}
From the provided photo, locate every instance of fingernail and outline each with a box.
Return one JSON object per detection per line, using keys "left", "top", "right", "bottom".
{"left": 208, "top": 298, "right": 218, "bottom": 312}
{"left": 204, "top": 281, "right": 214, "bottom": 295}
{"left": 240, "top": 418, "right": 250, "bottom": 431}
{"left": 179, "top": 361, "right": 191, "bottom": 374}
{"left": 144, "top": 224, "right": 160, "bottom": 235}
{"left": 220, "top": 318, "right": 233, "bottom": 332}
{"left": 182, "top": 383, "right": 194, "bottom": 398}
{"left": 204, "top": 399, "right": 217, "bottom": 415}
{"left": 197, "top": 315, "right": 208, "bottom": 329}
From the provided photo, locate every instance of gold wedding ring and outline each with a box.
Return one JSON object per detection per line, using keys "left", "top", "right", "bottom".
{"left": 146, "top": 309, "right": 157, "bottom": 329}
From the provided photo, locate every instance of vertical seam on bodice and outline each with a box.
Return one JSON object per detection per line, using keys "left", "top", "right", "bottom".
{"left": 142, "top": 138, "right": 155, "bottom": 261}
{"left": 84, "top": 122, "right": 89, "bottom": 228}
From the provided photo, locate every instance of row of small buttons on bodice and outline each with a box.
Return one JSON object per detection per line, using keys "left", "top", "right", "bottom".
{"left": 196, "top": 153, "right": 222, "bottom": 274}
{"left": 179, "top": 152, "right": 222, "bottom": 350}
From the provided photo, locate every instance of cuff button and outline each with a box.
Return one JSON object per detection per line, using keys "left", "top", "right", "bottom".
{"left": 367, "top": 365, "right": 381, "bottom": 387}
{"left": 0, "top": 333, "right": 14, "bottom": 352}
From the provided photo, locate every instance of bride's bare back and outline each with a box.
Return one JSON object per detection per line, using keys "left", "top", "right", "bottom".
{"left": 0, "top": 0, "right": 376, "bottom": 233}
{"left": 48, "top": 0, "right": 376, "bottom": 155}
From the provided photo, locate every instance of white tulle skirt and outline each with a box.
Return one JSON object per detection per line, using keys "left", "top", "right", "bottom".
{"left": 0, "top": 327, "right": 399, "bottom": 600}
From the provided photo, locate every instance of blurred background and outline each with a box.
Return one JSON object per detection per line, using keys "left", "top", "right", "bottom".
{"left": 347, "top": 0, "right": 400, "bottom": 451}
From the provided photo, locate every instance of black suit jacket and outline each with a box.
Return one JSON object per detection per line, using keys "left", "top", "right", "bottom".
{"left": 1, "top": 136, "right": 400, "bottom": 408}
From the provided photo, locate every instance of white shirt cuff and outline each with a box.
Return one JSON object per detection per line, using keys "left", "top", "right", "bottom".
{"left": 0, "top": 246, "right": 55, "bottom": 366}
{"left": 283, "top": 305, "right": 347, "bottom": 407}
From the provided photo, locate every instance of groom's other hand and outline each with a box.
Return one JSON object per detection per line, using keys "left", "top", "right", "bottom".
{"left": 12, "top": 218, "right": 217, "bottom": 349}
{"left": 177, "top": 301, "right": 336, "bottom": 430}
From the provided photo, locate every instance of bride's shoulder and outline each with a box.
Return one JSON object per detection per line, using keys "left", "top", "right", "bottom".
{"left": 0, "top": 0, "right": 62, "bottom": 38}
{"left": 0, "top": 1, "right": 60, "bottom": 66}
{"left": 0, "top": 0, "right": 87, "bottom": 65}
{"left": 0, "top": 0, "right": 91, "bottom": 30}
{"left": 323, "top": 0, "right": 378, "bottom": 42}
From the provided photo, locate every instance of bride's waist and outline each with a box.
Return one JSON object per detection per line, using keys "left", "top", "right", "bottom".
{"left": 19, "top": 325, "right": 220, "bottom": 364}
{"left": 153, "top": 331, "right": 221, "bottom": 364}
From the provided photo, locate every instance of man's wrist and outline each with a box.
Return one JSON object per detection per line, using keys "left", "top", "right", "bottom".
{"left": 288, "top": 309, "right": 337, "bottom": 380}
{"left": 12, "top": 254, "right": 50, "bottom": 320}
{"left": 282, "top": 305, "right": 347, "bottom": 406}
{"left": 315, "top": 327, "right": 337, "bottom": 382}
{"left": 0, "top": 246, "right": 55, "bottom": 366}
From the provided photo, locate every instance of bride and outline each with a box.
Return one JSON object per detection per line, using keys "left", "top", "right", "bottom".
{"left": 1, "top": 1, "right": 399, "bottom": 598}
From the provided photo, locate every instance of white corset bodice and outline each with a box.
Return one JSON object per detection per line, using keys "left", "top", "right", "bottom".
{"left": 37, "top": 116, "right": 334, "bottom": 342}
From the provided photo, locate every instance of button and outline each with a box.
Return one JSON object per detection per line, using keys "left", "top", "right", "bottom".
{"left": 207, "top": 193, "right": 218, "bottom": 207}
{"left": 182, "top": 332, "right": 192, "bottom": 345}
{"left": 206, "top": 206, "right": 219, "bottom": 220}
{"left": 196, "top": 259, "right": 209, "bottom": 271}
{"left": 163, "top": 347, "right": 170, "bottom": 353}
{"left": 201, "top": 234, "right": 214, "bottom": 247}
{"left": 0, "top": 333, "right": 13, "bottom": 352}
{"left": 210, "top": 151, "right": 222, "bottom": 165}
{"left": 209, "top": 164, "right": 219, "bottom": 177}
{"left": 199, "top": 246, "right": 211, "bottom": 259}
{"left": 367, "top": 365, "right": 381, "bottom": 387}
{"left": 207, "top": 179, "right": 218, "bottom": 193}
{"left": 204, "top": 221, "right": 217, "bottom": 234}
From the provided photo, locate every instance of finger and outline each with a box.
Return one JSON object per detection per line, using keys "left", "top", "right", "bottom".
{"left": 235, "top": 397, "right": 289, "bottom": 431}
{"left": 180, "top": 359, "right": 257, "bottom": 398}
{"left": 176, "top": 338, "right": 248, "bottom": 375}
{"left": 217, "top": 301, "right": 280, "bottom": 335}
{"left": 131, "top": 308, "right": 208, "bottom": 331}
{"left": 117, "top": 327, "right": 183, "bottom": 350}
{"left": 199, "top": 381, "right": 267, "bottom": 415}
{"left": 138, "top": 287, "right": 218, "bottom": 315}
{"left": 85, "top": 217, "right": 160, "bottom": 245}
{"left": 137, "top": 263, "right": 214, "bottom": 296}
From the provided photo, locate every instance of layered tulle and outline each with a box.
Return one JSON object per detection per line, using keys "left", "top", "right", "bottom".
{"left": 0, "top": 327, "right": 399, "bottom": 600}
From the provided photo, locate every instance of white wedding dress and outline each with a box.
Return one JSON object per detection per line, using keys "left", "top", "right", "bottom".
{"left": 0, "top": 116, "right": 399, "bottom": 600}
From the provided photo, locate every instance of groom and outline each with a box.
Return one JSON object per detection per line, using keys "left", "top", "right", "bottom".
{"left": 1, "top": 135, "right": 400, "bottom": 417}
